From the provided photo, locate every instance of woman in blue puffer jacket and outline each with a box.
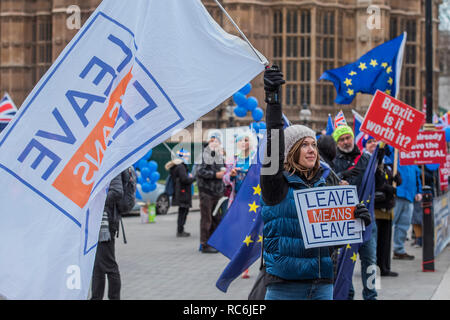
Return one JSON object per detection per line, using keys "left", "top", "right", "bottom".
{"left": 261, "top": 66, "right": 371, "bottom": 300}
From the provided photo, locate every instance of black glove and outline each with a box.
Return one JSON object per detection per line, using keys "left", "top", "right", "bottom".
{"left": 354, "top": 203, "right": 371, "bottom": 227}
{"left": 264, "top": 65, "right": 285, "bottom": 103}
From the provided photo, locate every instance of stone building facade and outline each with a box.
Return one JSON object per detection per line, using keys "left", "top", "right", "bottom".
{"left": 0, "top": 0, "right": 441, "bottom": 132}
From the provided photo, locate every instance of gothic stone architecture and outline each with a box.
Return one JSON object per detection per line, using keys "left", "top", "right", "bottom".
{"left": 0, "top": 0, "right": 441, "bottom": 132}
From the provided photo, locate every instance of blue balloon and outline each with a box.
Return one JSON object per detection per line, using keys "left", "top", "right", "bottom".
{"left": 150, "top": 171, "right": 160, "bottom": 182}
{"left": 233, "top": 92, "right": 247, "bottom": 105}
{"left": 141, "top": 166, "right": 151, "bottom": 179}
{"left": 252, "top": 107, "right": 264, "bottom": 122}
{"left": 145, "top": 149, "right": 153, "bottom": 160}
{"left": 250, "top": 122, "right": 259, "bottom": 133}
{"left": 136, "top": 187, "right": 143, "bottom": 200}
{"left": 425, "top": 163, "right": 440, "bottom": 171}
{"left": 445, "top": 126, "right": 450, "bottom": 142}
{"left": 149, "top": 183, "right": 157, "bottom": 192}
{"left": 137, "top": 176, "right": 145, "bottom": 185}
{"left": 137, "top": 159, "right": 147, "bottom": 169}
{"left": 148, "top": 160, "right": 158, "bottom": 172}
{"left": 246, "top": 96, "right": 258, "bottom": 111}
{"left": 258, "top": 121, "right": 267, "bottom": 130}
{"left": 141, "top": 182, "right": 152, "bottom": 193}
{"left": 234, "top": 106, "right": 247, "bottom": 118}
{"left": 239, "top": 83, "right": 252, "bottom": 95}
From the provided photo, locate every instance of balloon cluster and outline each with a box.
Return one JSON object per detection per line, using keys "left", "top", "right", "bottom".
{"left": 232, "top": 83, "right": 266, "bottom": 133}
{"left": 134, "top": 149, "right": 160, "bottom": 194}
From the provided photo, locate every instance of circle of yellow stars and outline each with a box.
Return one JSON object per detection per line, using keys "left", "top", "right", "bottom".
{"left": 344, "top": 59, "right": 394, "bottom": 98}
{"left": 243, "top": 184, "right": 263, "bottom": 247}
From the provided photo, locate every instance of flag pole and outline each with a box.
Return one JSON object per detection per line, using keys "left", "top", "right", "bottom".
{"left": 213, "top": 0, "right": 268, "bottom": 66}
{"left": 392, "top": 32, "right": 407, "bottom": 182}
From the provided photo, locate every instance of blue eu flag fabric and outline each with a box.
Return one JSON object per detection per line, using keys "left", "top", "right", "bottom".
{"left": 208, "top": 115, "right": 291, "bottom": 293}
{"left": 333, "top": 146, "right": 379, "bottom": 300}
{"left": 208, "top": 161, "right": 263, "bottom": 292}
{"left": 326, "top": 114, "right": 334, "bottom": 135}
{"left": 319, "top": 33, "right": 406, "bottom": 104}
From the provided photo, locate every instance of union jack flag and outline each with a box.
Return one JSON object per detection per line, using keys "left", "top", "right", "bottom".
{"left": 334, "top": 110, "right": 347, "bottom": 127}
{"left": 352, "top": 109, "right": 365, "bottom": 152}
{"left": 0, "top": 93, "right": 18, "bottom": 132}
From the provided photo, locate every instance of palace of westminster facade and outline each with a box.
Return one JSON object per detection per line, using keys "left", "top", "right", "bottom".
{"left": 0, "top": 0, "right": 442, "bottom": 132}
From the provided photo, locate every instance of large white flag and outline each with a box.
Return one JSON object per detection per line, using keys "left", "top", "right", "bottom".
{"left": 0, "top": 0, "right": 266, "bottom": 299}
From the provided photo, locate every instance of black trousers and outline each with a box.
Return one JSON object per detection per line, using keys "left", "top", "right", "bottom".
{"left": 91, "top": 236, "right": 121, "bottom": 300}
{"left": 376, "top": 219, "right": 393, "bottom": 274}
{"left": 199, "top": 192, "right": 221, "bottom": 246}
{"left": 177, "top": 206, "right": 190, "bottom": 233}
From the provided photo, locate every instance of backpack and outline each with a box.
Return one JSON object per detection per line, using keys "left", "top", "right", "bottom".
{"left": 118, "top": 166, "right": 137, "bottom": 214}
{"left": 165, "top": 173, "right": 175, "bottom": 196}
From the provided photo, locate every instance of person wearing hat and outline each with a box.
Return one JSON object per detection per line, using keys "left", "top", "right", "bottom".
{"left": 165, "top": 148, "right": 195, "bottom": 237}
{"left": 332, "top": 125, "right": 370, "bottom": 187}
{"left": 260, "top": 65, "right": 371, "bottom": 300}
{"left": 362, "top": 134, "right": 378, "bottom": 156}
{"left": 196, "top": 136, "right": 226, "bottom": 253}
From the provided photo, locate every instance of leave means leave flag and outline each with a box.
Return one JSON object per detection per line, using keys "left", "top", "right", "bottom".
{"left": 0, "top": 93, "right": 18, "bottom": 133}
{"left": 319, "top": 32, "right": 407, "bottom": 104}
{"left": 333, "top": 146, "right": 379, "bottom": 300}
{"left": 0, "top": 0, "right": 266, "bottom": 299}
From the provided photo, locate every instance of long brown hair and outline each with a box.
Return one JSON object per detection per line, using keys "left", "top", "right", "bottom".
{"left": 284, "top": 137, "right": 320, "bottom": 181}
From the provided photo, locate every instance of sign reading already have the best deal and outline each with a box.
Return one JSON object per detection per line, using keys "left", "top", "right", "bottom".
{"left": 400, "top": 130, "right": 448, "bottom": 165}
{"left": 293, "top": 186, "right": 364, "bottom": 249}
{"left": 360, "top": 90, "right": 425, "bottom": 152}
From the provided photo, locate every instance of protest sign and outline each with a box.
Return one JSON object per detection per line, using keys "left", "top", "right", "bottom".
{"left": 293, "top": 186, "right": 364, "bottom": 249}
{"left": 439, "top": 155, "right": 450, "bottom": 191}
{"left": 360, "top": 90, "right": 425, "bottom": 152}
{"left": 0, "top": 0, "right": 266, "bottom": 299}
{"left": 399, "top": 131, "right": 447, "bottom": 166}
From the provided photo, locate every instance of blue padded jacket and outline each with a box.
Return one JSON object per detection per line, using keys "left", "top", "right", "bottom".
{"left": 261, "top": 171, "right": 334, "bottom": 281}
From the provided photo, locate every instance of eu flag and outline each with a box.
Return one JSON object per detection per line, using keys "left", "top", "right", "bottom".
{"left": 333, "top": 146, "right": 379, "bottom": 300}
{"left": 207, "top": 161, "right": 263, "bottom": 292}
{"left": 326, "top": 114, "right": 334, "bottom": 135}
{"left": 319, "top": 32, "right": 406, "bottom": 104}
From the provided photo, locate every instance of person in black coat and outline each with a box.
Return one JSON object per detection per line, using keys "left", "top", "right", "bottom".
{"left": 165, "top": 149, "right": 195, "bottom": 237}
{"left": 91, "top": 173, "right": 124, "bottom": 300}
{"left": 318, "top": 135, "right": 337, "bottom": 169}
{"left": 374, "top": 154, "right": 402, "bottom": 277}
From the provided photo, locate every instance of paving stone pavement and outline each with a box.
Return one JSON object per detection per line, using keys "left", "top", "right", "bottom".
{"left": 115, "top": 203, "right": 450, "bottom": 300}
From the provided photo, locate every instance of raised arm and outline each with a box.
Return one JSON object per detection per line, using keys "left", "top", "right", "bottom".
{"left": 260, "top": 65, "right": 288, "bottom": 206}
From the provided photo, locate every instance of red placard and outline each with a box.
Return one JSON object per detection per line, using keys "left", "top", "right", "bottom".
{"left": 360, "top": 90, "right": 425, "bottom": 152}
{"left": 439, "top": 155, "right": 450, "bottom": 191}
{"left": 399, "top": 130, "right": 447, "bottom": 165}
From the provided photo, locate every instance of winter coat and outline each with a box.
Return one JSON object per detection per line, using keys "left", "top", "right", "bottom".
{"left": 333, "top": 144, "right": 370, "bottom": 188}
{"left": 105, "top": 173, "right": 124, "bottom": 235}
{"left": 396, "top": 164, "right": 422, "bottom": 203}
{"left": 196, "top": 146, "right": 225, "bottom": 197}
{"left": 165, "top": 159, "right": 195, "bottom": 208}
{"left": 318, "top": 135, "right": 337, "bottom": 169}
{"left": 261, "top": 170, "right": 335, "bottom": 282}
{"left": 375, "top": 164, "right": 402, "bottom": 212}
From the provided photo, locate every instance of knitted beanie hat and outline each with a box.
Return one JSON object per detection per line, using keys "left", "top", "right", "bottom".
{"left": 284, "top": 125, "right": 316, "bottom": 161}
{"left": 362, "top": 134, "right": 376, "bottom": 148}
{"left": 332, "top": 125, "right": 354, "bottom": 142}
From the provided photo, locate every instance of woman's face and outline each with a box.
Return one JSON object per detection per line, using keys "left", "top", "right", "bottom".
{"left": 298, "top": 137, "right": 318, "bottom": 169}
{"left": 237, "top": 137, "right": 250, "bottom": 152}
{"left": 365, "top": 139, "right": 378, "bottom": 154}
